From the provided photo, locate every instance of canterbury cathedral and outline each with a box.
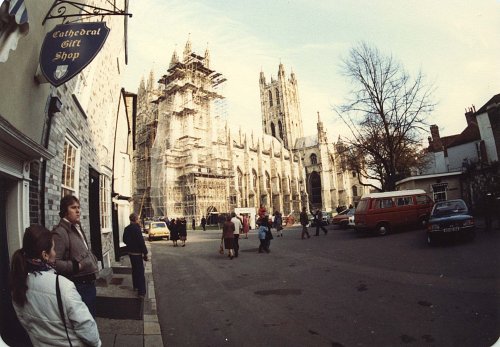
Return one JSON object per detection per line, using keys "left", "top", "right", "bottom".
{"left": 132, "top": 39, "right": 368, "bottom": 223}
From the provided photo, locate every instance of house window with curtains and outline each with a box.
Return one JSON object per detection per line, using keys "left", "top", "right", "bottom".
{"left": 100, "top": 175, "right": 111, "bottom": 230}
{"left": 61, "top": 137, "right": 80, "bottom": 197}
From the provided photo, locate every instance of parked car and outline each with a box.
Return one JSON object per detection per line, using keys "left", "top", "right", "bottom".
{"left": 146, "top": 221, "right": 170, "bottom": 241}
{"left": 354, "top": 189, "right": 434, "bottom": 235}
{"left": 331, "top": 208, "right": 355, "bottom": 228}
{"left": 426, "top": 199, "right": 475, "bottom": 245}
{"left": 142, "top": 220, "right": 151, "bottom": 234}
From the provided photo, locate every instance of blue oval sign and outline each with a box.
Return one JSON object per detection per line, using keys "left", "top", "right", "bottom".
{"left": 39, "top": 22, "right": 110, "bottom": 87}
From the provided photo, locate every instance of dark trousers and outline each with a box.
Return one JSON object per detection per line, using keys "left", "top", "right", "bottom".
{"left": 75, "top": 281, "right": 97, "bottom": 317}
{"left": 315, "top": 223, "right": 328, "bottom": 236}
{"left": 234, "top": 234, "right": 240, "bottom": 256}
{"left": 129, "top": 254, "right": 146, "bottom": 296}
{"left": 258, "top": 239, "right": 268, "bottom": 252}
{"left": 301, "top": 225, "right": 310, "bottom": 239}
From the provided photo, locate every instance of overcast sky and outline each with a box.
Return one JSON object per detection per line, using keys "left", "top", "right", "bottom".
{"left": 123, "top": 0, "right": 499, "bottom": 141}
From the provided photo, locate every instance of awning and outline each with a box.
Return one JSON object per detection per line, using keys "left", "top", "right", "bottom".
{"left": 6, "top": 0, "right": 28, "bottom": 25}
{"left": 0, "top": 0, "right": 29, "bottom": 63}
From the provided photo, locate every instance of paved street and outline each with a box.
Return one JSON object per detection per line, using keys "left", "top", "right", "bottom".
{"left": 150, "top": 224, "right": 499, "bottom": 347}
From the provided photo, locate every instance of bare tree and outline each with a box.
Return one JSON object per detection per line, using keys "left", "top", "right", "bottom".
{"left": 334, "top": 42, "right": 435, "bottom": 191}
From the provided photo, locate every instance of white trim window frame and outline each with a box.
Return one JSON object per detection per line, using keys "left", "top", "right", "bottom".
{"left": 100, "top": 174, "right": 112, "bottom": 233}
{"left": 61, "top": 136, "right": 80, "bottom": 198}
{"left": 432, "top": 183, "right": 448, "bottom": 202}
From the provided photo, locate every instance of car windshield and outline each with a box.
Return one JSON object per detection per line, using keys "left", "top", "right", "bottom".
{"left": 152, "top": 222, "right": 166, "bottom": 228}
{"left": 347, "top": 209, "right": 355, "bottom": 216}
{"left": 431, "top": 200, "right": 468, "bottom": 217}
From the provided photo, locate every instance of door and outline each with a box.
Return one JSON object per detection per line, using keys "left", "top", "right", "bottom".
{"left": 89, "top": 167, "right": 102, "bottom": 262}
{"left": 0, "top": 176, "right": 31, "bottom": 346}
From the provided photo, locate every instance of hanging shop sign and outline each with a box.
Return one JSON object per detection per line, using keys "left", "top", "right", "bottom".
{"left": 39, "top": 22, "right": 110, "bottom": 87}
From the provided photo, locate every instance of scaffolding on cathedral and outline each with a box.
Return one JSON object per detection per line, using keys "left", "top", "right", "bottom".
{"left": 148, "top": 48, "right": 233, "bottom": 223}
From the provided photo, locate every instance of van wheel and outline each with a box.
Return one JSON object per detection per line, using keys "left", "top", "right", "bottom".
{"left": 377, "top": 223, "right": 390, "bottom": 236}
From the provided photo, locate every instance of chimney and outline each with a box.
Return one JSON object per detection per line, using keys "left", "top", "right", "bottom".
{"left": 464, "top": 105, "right": 476, "bottom": 125}
{"left": 430, "top": 124, "right": 442, "bottom": 151}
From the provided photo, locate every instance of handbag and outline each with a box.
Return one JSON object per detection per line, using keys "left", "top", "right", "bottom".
{"left": 265, "top": 228, "right": 274, "bottom": 240}
{"left": 219, "top": 239, "right": 224, "bottom": 254}
{"left": 56, "top": 275, "right": 73, "bottom": 347}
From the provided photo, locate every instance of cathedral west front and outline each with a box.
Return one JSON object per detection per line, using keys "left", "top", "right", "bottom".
{"left": 132, "top": 39, "right": 367, "bottom": 223}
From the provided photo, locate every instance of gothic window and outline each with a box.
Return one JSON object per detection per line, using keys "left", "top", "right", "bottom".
{"left": 237, "top": 167, "right": 243, "bottom": 193}
{"left": 268, "top": 90, "right": 273, "bottom": 106}
{"left": 278, "top": 121, "right": 283, "bottom": 140}
{"left": 252, "top": 169, "right": 258, "bottom": 189}
{"left": 309, "top": 171, "right": 322, "bottom": 204}
{"left": 352, "top": 185, "right": 358, "bottom": 197}
{"left": 276, "top": 88, "right": 280, "bottom": 105}
{"left": 352, "top": 171, "right": 356, "bottom": 178}
{"left": 271, "top": 122, "right": 276, "bottom": 137}
{"left": 310, "top": 153, "right": 318, "bottom": 165}
{"left": 265, "top": 171, "right": 271, "bottom": 190}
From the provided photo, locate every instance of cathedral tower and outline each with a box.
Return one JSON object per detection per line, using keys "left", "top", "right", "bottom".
{"left": 259, "top": 63, "right": 304, "bottom": 150}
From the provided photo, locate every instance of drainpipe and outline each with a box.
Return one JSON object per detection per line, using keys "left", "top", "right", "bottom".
{"left": 40, "top": 96, "right": 62, "bottom": 227}
{"left": 111, "top": 89, "right": 124, "bottom": 261}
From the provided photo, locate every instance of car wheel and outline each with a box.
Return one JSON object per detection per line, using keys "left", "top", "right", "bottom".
{"left": 166, "top": 236, "right": 170, "bottom": 241}
{"left": 377, "top": 223, "right": 390, "bottom": 236}
{"left": 148, "top": 236, "right": 153, "bottom": 242}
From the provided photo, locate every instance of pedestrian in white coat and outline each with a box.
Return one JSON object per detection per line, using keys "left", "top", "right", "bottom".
{"left": 10, "top": 225, "right": 101, "bottom": 347}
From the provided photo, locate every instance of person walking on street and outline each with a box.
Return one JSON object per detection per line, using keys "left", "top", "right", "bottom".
{"left": 123, "top": 213, "right": 148, "bottom": 297}
{"left": 222, "top": 216, "right": 235, "bottom": 259}
{"left": 300, "top": 207, "right": 311, "bottom": 239}
{"left": 230, "top": 212, "right": 242, "bottom": 257}
{"left": 201, "top": 215, "right": 206, "bottom": 231}
{"left": 168, "top": 219, "right": 180, "bottom": 247}
{"left": 273, "top": 210, "right": 283, "bottom": 237}
{"left": 257, "top": 216, "right": 271, "bottom": 253}
{"left": 52, "top": 195, "right": 99, "bottom": 316}
{"left": 242, "top": 214, "right": 249, "bottom": 239}
{"left": 179, "top": 218, "right": 188, "bottom": 247}
{"left": 312, "top": 209, "right": 328, "bottom": 236}
{"left": 11, "top": 225, "right": 101, "bottom": 346}
{"left": 192, "top": 218, "right": 196, "bottom": 231}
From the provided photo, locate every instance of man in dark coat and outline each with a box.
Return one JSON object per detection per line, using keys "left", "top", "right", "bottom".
{"left": 312, "top": 209, "right": 328, "bottom": 236}
{"left": 201, "top": 216, "right": 206, "bottom": 231}
{"left": 123, "top": 213, "right": 148, "bottom": 297}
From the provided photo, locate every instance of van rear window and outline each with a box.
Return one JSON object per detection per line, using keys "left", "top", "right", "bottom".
{"left": 416, "top": 195, "right": 432, "bottom": 205}
{"left": 356, "top": 199, "right": 368, "bottom": 212}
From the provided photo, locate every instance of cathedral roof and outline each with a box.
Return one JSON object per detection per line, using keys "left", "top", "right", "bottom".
{"left": 294, "top": 135, "right": 318, "bottom": 149}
